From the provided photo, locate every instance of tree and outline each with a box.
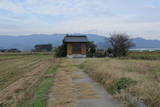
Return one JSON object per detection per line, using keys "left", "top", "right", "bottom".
{"left": 35, "top": 44, "right": 52, "bottom": 52}
{"left": 87, "top": 41, "right": 96, "bottom": 57}
{"left": 106, "top": 48, "right": 113, "bottom": 54}
{"left": 108, "top": 33, "right": 135, "bottom": 57}
{"left": 54, "top": 44, "right": 67, "bottom": 57}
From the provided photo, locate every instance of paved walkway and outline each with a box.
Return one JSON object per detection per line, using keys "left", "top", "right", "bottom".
{"left": 74, "top": 71, "right": 122, "bottom": 107}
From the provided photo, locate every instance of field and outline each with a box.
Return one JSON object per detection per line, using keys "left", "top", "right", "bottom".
{"left": 0, "top": 52, "right": 160, "bottom": 107}
{"left": 0, "top": 53, "right": 57, "bottom": 107}
{"left": 128, "top": 51, "right": 160, "bottom": 60}
{"left": 80, "top": 58, "right": 160, "bottom": 106}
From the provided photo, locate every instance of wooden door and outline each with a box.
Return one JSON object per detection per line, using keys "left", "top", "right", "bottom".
{"left": 72, "top": 43, "right": 81, "bottom": 54}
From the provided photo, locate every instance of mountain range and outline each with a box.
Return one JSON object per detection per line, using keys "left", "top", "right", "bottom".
{"left": 0, "top": 34, "right": 160, "bottom": 51}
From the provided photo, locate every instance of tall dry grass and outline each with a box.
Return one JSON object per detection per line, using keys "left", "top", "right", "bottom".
{"left": 80, "top": 58, "right": 160, "bottom": 106}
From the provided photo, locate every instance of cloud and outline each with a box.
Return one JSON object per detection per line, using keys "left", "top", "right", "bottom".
{"left": 0, "top": 0, "right": 160, "bottom": 39}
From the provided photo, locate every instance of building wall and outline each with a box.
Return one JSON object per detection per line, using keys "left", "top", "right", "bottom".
{"left": 66, "top": 43, "right": 87, "bottom": 55}
{"left": 67, "top": 43, "right": 72, "bottom": 55}
{"left": 81, "top": 43, "right": 87, "bottom": 55}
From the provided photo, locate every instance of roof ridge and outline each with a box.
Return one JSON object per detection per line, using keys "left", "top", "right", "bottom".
{"left": 66, "top": 35, "right": 86, "bottom": 37}
{"left": 64, "top": 35, "right": 88, "bottom": 43}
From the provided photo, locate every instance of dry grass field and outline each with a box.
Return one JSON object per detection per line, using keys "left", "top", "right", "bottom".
{"left": 80, "top": 58, "right": 160, "bottom": 106}
{"left": 0, "top": 54, "right": 52, "bottom": 90}
{"left": 0, "top": 53, "right": 160, "bottom": 107}
{"left": 0, "top": 54, "right": 57, "bottom": 107}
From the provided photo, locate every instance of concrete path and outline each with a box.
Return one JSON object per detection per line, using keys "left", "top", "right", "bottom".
{"left": 74, "top": 71, "right": 122, "bottom": 107}
{"left": 47, "top": 58, "right": 123, "bottom": 107}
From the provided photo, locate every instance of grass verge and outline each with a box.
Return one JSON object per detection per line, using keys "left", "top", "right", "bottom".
{"left": 30, "top": 66, "right": 58, "bottom": 107}
{"left": 31, "top": 78, "right": 53, "bottom": 107}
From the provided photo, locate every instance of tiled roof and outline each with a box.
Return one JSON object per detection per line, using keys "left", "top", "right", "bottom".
{"left": 63, "top": 35, "right": 88, "bottom": 43}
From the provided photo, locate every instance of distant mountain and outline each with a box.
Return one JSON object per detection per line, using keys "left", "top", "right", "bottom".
{"left": 0, "top": 34, "right": 65, "bottom": 50}
{"left": 132, "top": 38, "right": 160, "bottom": 48}
{"left": 0, "top": 34, "right": 160, "bottom": 50}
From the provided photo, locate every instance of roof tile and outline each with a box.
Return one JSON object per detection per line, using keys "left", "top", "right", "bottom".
{"left": 64, "top": 35, "right": 88, "bottom": 42}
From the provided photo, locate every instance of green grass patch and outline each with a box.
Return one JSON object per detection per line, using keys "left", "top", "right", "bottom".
{"left": 47, "top": 65, "right": 59, "bottom": 74}
{"left": 30, "top": 67, "right": 58, "bottom": 107}
{"left": 108, "top": 77, "right": 136, "bottom": 94}
{"left": 31, "top": 78, "right": 53, "bottom": 107}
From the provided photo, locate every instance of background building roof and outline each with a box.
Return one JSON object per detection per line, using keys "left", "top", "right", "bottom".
{"left": 63, "top": 35, "right": 88, "bottom": 43}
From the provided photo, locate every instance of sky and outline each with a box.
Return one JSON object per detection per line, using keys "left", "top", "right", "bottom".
{"left": 0, "top": 0, "right": 160, "bottom": 39}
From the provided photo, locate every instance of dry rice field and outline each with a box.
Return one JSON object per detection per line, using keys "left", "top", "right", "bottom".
{"left": 0, "top": 54, "right": 54, "bottom": 107}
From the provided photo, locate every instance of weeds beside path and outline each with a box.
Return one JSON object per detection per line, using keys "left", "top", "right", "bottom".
{"left": 80, "top": 58, "right": 160, "bottom": 106}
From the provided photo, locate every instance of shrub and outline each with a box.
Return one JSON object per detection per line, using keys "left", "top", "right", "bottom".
{"left": 87, "top": 41, "right": 96, "bottom": 57}
{"left": 107, "top": 48, "right": 113, "bottom": 54}
{"left": 108, "top": 77, "right": 136, "bottom": 94}
{"left": 54, "top": 44, "right": 67, "bottom": 57}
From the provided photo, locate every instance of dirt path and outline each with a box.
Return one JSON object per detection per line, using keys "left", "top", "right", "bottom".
{"left": 47, "top": 68, "right": 78, "bottom": 107}
{"left": 47, "top": 59, "right": 123, "bottom": 107}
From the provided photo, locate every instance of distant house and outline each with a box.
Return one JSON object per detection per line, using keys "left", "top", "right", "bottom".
{"left": 7, "top": 48, "right": 21, "bottom": 52}
{"left": 63, "top": 35, "right": 88, "bottom": 58}
{"left": 34, "top": 44, "right": 52, "bottom": 52}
